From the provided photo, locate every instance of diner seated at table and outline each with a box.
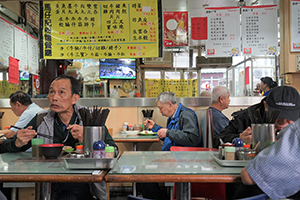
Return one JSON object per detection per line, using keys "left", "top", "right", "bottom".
{"left": 139, "top": 91, "right": 200, "bottom": 200}
{"left": 0, "top": 91, "right": 43, "bottom": 139}
{"left": 213, "top": 86, "right": 300, "bottom": 148}
{"left": 144, "top": 91, "right": 200, "bottom": 151}
{"left": 0, "top": 75, "right": 118, "bottom": 200}
{"left": 208, "top": 85, "right": 231, "bottom": 137}
{"left": 238, "top": 117, "right": 300, "bottom": 199}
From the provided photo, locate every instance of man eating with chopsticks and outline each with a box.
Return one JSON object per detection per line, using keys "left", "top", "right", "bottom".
{"left": 1, "top": 74, "right": 117, "bottom": 200}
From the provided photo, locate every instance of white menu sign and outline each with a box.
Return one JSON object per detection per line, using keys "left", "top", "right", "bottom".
{"left": 27, "top": 35, "right": 39, "bottom": 75}
{"left": 205, "top": 7, "right": 241, "bottom": 57}
{"left": 241, "top": 5, "right": 278, "bottom": 56}
{"left": 0, "top": 17, "right": 14, "bottom": 67}
{"left": 14, "top": 27, "right": 28, "bottom": 71}
{"left": 291, "top": 0, "right": 300, "bottom": 52}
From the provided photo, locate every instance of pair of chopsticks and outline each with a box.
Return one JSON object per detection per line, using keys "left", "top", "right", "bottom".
{"left": 10, "top": 126, "right": 60, "bottom": 142}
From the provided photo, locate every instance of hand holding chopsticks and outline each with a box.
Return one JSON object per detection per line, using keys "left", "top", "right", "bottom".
{"left": 10, "top": 126, "right": 60, "bottom": 142}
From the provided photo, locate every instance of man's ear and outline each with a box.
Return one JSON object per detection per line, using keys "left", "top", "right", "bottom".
{"left": 16, "top": 101, "right": 22, "bottom": 107}
{"left": 219, "top": 96, "right": 224, "bottom": 103}
{"left": 72, "top": 94, "right": 80, "bottom": 104}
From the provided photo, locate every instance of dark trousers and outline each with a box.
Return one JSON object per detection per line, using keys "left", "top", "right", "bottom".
{"left": 137, "top": 183, "right": 169, "bottom": 200}
{"left": 51, "top": 183, "right": 94, "bottom": 200}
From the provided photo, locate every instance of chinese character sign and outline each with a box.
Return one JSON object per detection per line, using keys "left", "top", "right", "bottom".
{"left": 242, "top": 5, "right": 277, "bottom": 56}
{"left": 191, "top": 17, "right": 207, "bottom": 40}
{"left": 205, "top": 7, "right": 241, "bottom": 57}
{"left": 291, "top": 1, "right": 300, "bottom": 52}
{"left": 163, "top": 11, "right": 188, "bottom": 47}
{"left": 42, "top": 1, "right": 159, "bottom": 59}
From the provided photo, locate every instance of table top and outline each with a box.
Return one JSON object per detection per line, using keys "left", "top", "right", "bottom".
{"left": 0, "top": 152, "right": 107, "bottom": 182}
{"left": 113, "top": 134, "right": 160, "bottom": 143}
{"left": 106, "top": 151, "right": 242, "bottom": 183}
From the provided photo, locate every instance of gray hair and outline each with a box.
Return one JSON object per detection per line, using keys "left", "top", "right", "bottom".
{"left": 156, "top": 91, "right": 177, "bottom": 104}
{"left": 211, "top": 86, "right": 229, "bottom": 104}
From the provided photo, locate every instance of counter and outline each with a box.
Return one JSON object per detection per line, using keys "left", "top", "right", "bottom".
{"left": 0, "top": 97, "right": 263, "bottom": 108}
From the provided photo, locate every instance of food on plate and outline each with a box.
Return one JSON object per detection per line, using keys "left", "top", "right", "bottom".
{"left": 140, "top": 130, "right": 154, "bottom": 134}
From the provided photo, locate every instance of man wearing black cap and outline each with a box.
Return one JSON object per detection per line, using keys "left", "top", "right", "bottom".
{"left": 213, "top": 86, "right": 300, "bottom": 148}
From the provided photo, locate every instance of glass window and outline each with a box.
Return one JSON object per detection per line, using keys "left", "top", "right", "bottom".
{"left": 200, "top": 68, "right": 227, "bottom": 91}
{"left": 184, "top": 71, "right": 197, "bottom": 79}
{"left": 145, "top": 71, "right": 161, "bottom": 79}
{"left": 165, "top": 71, "right": 180, "bottom": 79}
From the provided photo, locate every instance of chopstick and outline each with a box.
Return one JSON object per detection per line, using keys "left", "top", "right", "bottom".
{"left": 10, "top": 126, "right": 60, "bottom": 142}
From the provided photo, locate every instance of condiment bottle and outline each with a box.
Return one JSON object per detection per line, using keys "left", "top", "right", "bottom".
{"left": 224, "top": 146, "right": 236, "bottom": 160}
{"left": 123, "top": 122, "right": 128, "bottom": 131}
{"left": 221, "top": 143, "right": 235, "bottom": 160}
{"left": 93, "top": 140, "right": 105, "bottom": 158}
{"left": 76, "top": 145, "right": 83, "bottom": 154}
{"left": 105, "top": 146, "right": 115, "bottom": 158}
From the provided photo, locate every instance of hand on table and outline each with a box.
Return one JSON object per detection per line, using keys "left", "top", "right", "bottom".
{"left": 144, "top": 118, "right": 155, "bottom": 129}
{"left": 67, "top": 124, "right": 83, "bottom": 143}
{"left": 15, "top": 126, "right": 37, "bottom": 147}
{"left": 239, "top": 127, "right": 252, "bottom": 144}
{"left": 157, "top": 128, "right": 168, "bottom": 139}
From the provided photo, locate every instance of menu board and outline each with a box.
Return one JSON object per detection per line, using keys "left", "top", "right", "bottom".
{"left": 163, "top": 11, "right": 188, "bottom": 47}
{"left": 241, "top": 5, "right": 277, "bottom": 56}
{"left": 14, "top": 27, "right": 28, "bottom": 71}
{"left": 27, "top": 35, "right": 39, "bottom": 75}
{"left": 291, "top": 0, "right": 300, "bottom": 52}
{"left": 0, "top": 17, "right": 14, "bottom": 67}
{"left": 42, "top": 1, "right": 160, "bottom": 59}
{"left": 205, "top": 7, "right": 241, "bottom": 57}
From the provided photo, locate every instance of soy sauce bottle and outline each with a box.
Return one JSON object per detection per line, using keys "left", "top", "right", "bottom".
{"left": 93, "top": 140, "right": 105, "bottom": 158}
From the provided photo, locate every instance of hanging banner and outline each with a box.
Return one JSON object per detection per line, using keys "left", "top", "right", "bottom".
{"left": 8, "top": 57, "right": 19, "bottom": 84}
{"left": 0, "top": 17, "right": 14, "bottom": 67}
{"left": 42, "top": 1, "right": 160, "bottom": 59}
{"left": 191, "top": 17, "right": 207, "bottom": 40}
{"left": 241, "top": 5, "right": 277, "bottom": 56}
{"left": 163, "top": 11, "right": 188, "bottom": 47}
{"left": 291, "top": 0, "right": 300, "bottom": 52}
{"left": 14, "top": 27, "right": 28, "bottom": 71}
{"left": 205, "top": 7, "right": 241, "bottom": 57}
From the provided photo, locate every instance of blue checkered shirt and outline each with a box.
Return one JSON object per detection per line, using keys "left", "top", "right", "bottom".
{"left": 246, "top": 118, "right": 300, "bottom": 200}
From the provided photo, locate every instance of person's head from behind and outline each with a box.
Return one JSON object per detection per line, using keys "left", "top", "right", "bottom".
{"left": 156, "top": 91, "right": 177, "bottom": 117}
{"left": 266, "top": 86, "right": 300, "bottom": 131}
{"left": 211, "top": 86, "right": 231, "bottom": 110}
{"left": 48, "top": 75, "right": 80, "bottom": 114}
{"left": 260, "top": 77, "right": 277, "bottom": 92}
{"left": 9, "top": 91, "right": 32, "bottom": 116}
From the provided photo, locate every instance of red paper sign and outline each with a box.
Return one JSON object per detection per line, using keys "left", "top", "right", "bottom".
{"left": 8, "top": 57, "right": 19, "bottom": 84}
{"left": 163, "top": 11, "right": 188, "bottom": 47}
{"left": 191, "top": 17, "right": 208, "bottom": 40}
{"left": 245, "top": 66, "right": 250, "bottom": 85}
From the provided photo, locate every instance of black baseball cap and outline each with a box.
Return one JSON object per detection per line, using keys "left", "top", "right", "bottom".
{"left": 266, "top": 86, "right": 300, "bottom": 121}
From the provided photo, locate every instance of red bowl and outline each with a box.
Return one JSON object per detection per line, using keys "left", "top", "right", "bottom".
{"left": 39, "top": 144, "right": 64, "bottom": 159}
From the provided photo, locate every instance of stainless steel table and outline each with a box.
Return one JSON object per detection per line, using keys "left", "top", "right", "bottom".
{"left": 106, "top": 151, "right": 243, "bottom": 200}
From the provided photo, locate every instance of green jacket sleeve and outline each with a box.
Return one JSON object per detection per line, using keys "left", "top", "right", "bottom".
{"left": 104, "top": 126, "right": 118, "bottom": 150}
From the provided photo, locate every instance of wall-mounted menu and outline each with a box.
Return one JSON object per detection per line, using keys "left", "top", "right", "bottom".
{"left": 291, "top": 0, "right": 300, "bottom": 52}
{"left": 205, "top": 7, "right": 241, "bottom": 57}
{"left": 14, "top": 27, "right": 28, "bottom": 71}
{"left": 241, "top": 5, "right": 277, "bottom": 56}
{"left": 0, "top": 17, "right": 14, "bottom": 67}
{"left": 27, "top": 35, "right": 39, "bottom": 75}
{"left": 42, "top": 0, "right": 160, "bottom": 59}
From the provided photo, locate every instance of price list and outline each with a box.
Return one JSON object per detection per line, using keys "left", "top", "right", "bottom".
{"left": 241, "top": 5, "right": 277, "bottom": 56}
{"left": 14, "top": 27, "right": 28, "bottom": 71}
{"left": 291, "top": 0, "right": 300, "bottom": 52}
{"left": 0, "top": 17, "right": 13, "bottom": 67}
{"left": 205, "top": 7, "right": 241, "bottom": 57}
{"left": 28, "top": 35, "right": 39, "bottom": 75}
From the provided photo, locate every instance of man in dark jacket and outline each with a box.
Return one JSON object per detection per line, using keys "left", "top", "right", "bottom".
{"left": 213, "top": 86, "right": 300, "bottom": 148}
{"left": 145, "top": 91, "right": 200, "bottom": 151}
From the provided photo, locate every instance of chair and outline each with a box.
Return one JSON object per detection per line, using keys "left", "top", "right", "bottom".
{"left": 171, "top": 146, "right": 226, "bottom": 200}
{"left": 234, "top": 193, "right": 269, "bottom": 200}
{"left": 194, "top": 108, "right": 214, "bottom": 148}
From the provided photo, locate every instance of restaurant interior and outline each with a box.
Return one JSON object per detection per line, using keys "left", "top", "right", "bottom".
{"left": 0, "top": 0, "right": 299, "bottom": 199}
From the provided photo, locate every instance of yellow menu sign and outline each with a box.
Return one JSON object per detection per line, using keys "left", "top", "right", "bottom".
{"left": 42, "top": 1, "right": 160, "bottom": 59}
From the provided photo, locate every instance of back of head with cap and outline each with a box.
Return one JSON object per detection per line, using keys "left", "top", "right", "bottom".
{"left": 266, "top": 86, "right": 300, "bottom": 121}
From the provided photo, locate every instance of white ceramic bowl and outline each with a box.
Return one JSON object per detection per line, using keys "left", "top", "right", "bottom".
{"left": 125, "top": 131, "right": 139, "bottom": 136}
